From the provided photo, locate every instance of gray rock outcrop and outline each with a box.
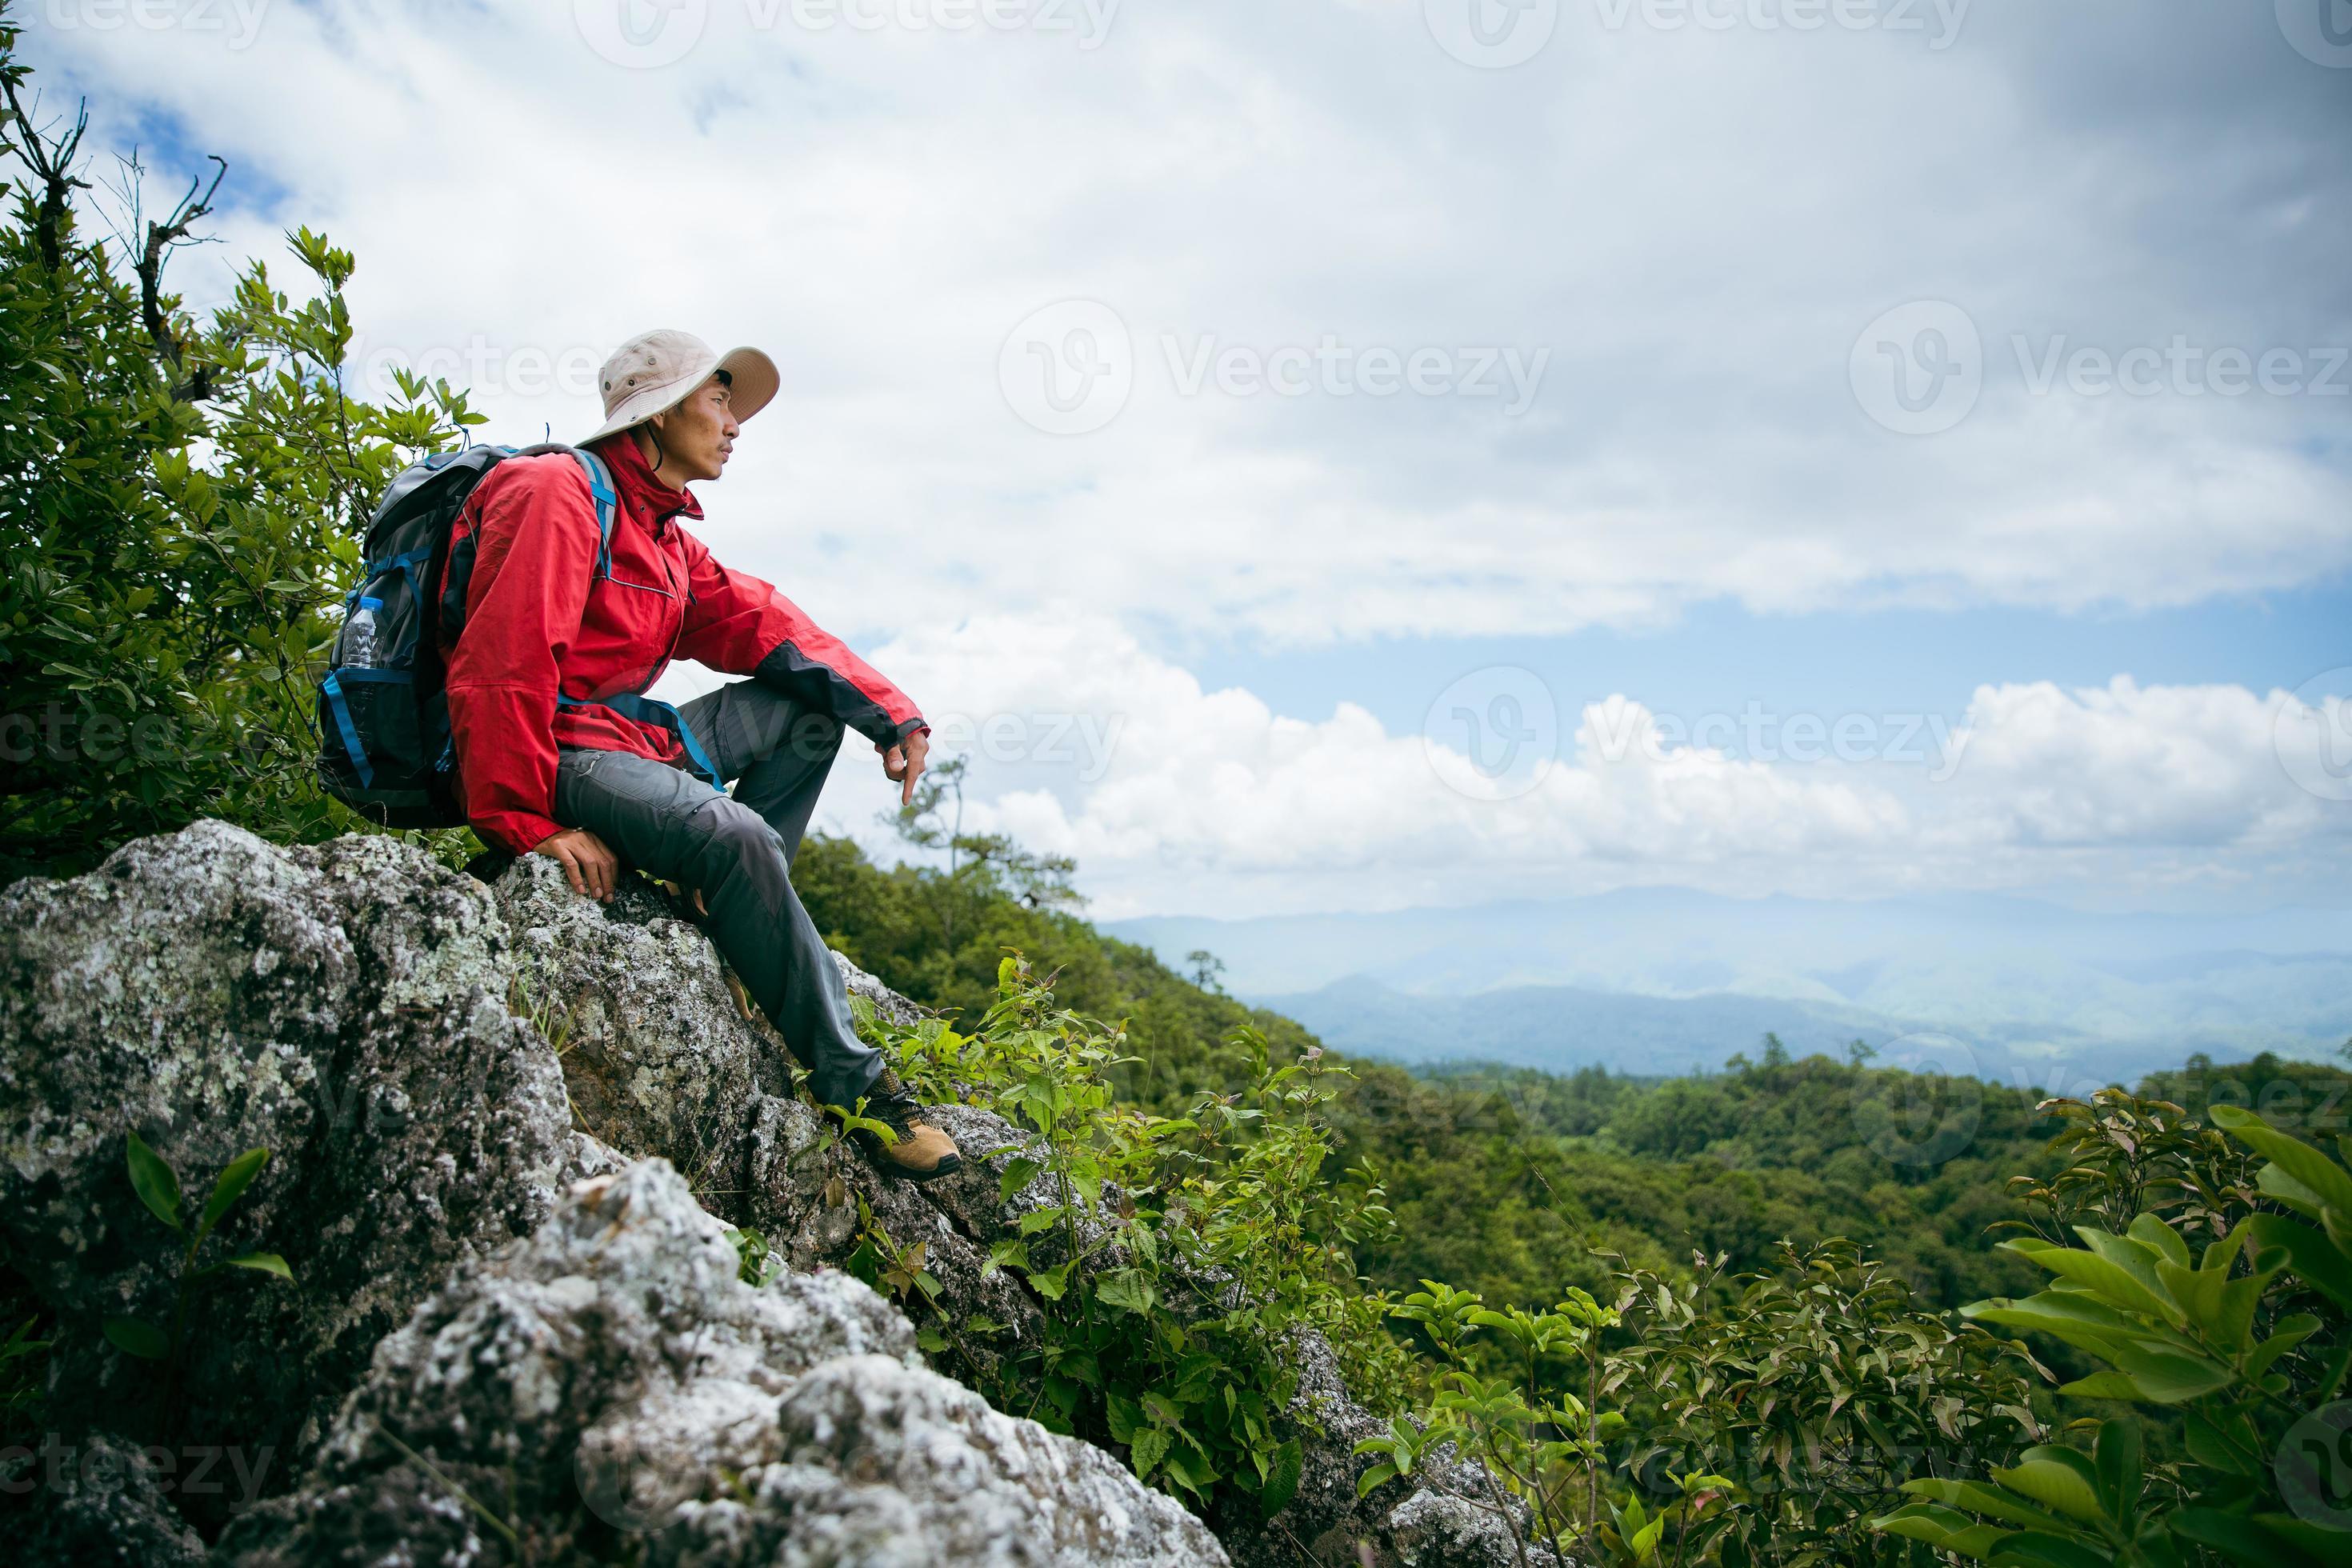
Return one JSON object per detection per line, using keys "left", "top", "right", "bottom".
{"left": 0, "top": 823, "right": 570, "bottom": 1530}
{"left": 2, "top": 822, "right": 1546, "bottom": 1565}
{"left": 218, "top": 1158, "right": 1227, "bottom": 1566}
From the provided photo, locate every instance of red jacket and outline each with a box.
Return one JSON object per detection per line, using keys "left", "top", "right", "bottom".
{"left": 441, "top": 433, "right": 924, "bottom": 855}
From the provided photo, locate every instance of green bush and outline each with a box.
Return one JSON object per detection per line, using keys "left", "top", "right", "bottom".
{"left": 0, "top": 9, "right": 477, "bottom": 882}
{"left": 851, "top": 954, "right": 1409, "bottom": 1520}
{"left": 1874, "top": 1093, "right": 2352, "bottom": 1567}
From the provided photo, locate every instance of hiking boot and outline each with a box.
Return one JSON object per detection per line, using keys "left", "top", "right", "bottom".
{"left": 857, "top": 1070, "right": 962, "bottom": 1182}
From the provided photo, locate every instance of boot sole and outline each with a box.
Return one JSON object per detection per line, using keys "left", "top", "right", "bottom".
{"left": 876, "top": 1151, "right": 963, "bottom": 1183}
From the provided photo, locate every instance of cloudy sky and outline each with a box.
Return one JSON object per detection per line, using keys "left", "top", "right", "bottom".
{"left": 28, "top": 0, "right": 2352, "bottom": 918}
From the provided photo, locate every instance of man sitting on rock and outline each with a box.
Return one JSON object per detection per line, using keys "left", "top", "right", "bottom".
{"left": 440, "top": 327, "right": 960, "bottom": 1181}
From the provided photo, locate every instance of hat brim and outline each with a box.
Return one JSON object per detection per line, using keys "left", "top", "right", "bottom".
{"left": 578, "top": 343, "right": 780, "bottom": 447}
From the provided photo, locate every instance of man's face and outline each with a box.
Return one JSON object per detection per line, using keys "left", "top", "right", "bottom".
{"left": 646, "top": 374, "right": 740, "bottom": 484}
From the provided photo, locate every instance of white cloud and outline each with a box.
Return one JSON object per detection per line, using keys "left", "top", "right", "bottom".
{"left": 27, "top": 1, "right": 2351, "bottom": 648}
{"left": 722, "top": 618, "right": 2348, "bottom": 916}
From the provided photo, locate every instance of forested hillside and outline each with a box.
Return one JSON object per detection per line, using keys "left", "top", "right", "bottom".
{"left": 796, "top": 830, "right": 2350, "bottom": 1317}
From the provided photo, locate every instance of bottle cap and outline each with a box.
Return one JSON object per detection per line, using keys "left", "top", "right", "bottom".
{"left": 358, "top": 596, "right": 385, "bottom": 610}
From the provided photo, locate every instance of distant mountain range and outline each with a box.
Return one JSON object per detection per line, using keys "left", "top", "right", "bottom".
{"left": 1106, "top": 890, "right": 2352, "bottom": 1088}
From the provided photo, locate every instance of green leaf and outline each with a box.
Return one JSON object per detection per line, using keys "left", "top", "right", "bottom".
{"left": 1870, "top": 1502, "right": 2013, "bottom": 1560}
{"left": 1898, "top": 1478, "right": 2068, "bottom": 1533}
{"left": 1095, "top": 1269, "right": 1156, "bottom": 1316}
{"left": 1991, "top": 1455, "right": 2104, "bottom": 1525}
{"left": 2245, "top": 1214, "right": 2352, "bottom": 1312}
{"left": 2013, "top": 1237, "right": 2172, "bottom": 1322}
{"left": 998, "top": 1156, "right": 1042, "bottom": 1202}
{"left": 1129, "top": 1426, "right": 1171, "bottom": 1478}
{"left": 125, "top": 1131, "right": 182, "bottom": 1232}
{"left": 1028, "top": 1262, "right": 1071, "bottom": 1302}
{"left": 2125, "top": 1212, "right": 2190, "bottom": 1269}
{"left": 2091, "top": 1420, "right": 2138, "bottom": 1522}
{"left": 2180, "top": 1411, "right": 2258, "bottom": 1476}
{"left": 222, "top": 1252, "right": 292, "bottom": 1280}
{"left": 1260, "top": 1438, "right": 1304, "bottom": 1518}
{"left": 1986, "top": 1534, "right": 2115, "bottom": 1568}
{"left": 197, "top": 1147, "right": 269, "bottom": 1243}
{"left": 103, "top": 1317, "right": 169, "bottom": 1360}
{"left": 1356, "top": 1461, "right": 1399, "bottom": 1499}
{"left": 2212, "top": 1104, "right": 2352, "bottom": 1217}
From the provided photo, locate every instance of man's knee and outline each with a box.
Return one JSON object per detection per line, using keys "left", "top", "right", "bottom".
{"left": 783, "top": 707, "right": 844, "bottom": 766}
{"left": 689, "top": 797, "right": 788, "bottom": 884}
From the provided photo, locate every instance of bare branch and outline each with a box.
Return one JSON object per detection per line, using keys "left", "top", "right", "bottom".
{"left": 136, "top": 154, "right": 226, "bottom": 402}
{"left": 0, "top": 81, "right": 92, "bottom": 270}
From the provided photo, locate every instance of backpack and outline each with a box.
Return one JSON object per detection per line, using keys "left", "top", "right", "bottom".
{"left": 314, "top": 443, "right": 618, "bottom": 828}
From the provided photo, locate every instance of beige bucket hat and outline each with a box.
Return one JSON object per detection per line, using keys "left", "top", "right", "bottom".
{"left": 579, "top": 328, "right": 780, "bottom": 446}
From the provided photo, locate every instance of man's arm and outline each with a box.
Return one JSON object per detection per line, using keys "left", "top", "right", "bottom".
{"left": 671, "top": 528, "right": 930, "bottom": 754}
{"left": 442, "top": 458, "right": 602, "bottom": 857}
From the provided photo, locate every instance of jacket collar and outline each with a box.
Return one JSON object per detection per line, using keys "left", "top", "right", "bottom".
{"left": 590, "top": 432, "right": 704, "bottom": 534}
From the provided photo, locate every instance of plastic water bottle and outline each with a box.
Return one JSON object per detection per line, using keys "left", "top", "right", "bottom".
{"left": 343, "top": 595, "right": 383, "bottom": 669}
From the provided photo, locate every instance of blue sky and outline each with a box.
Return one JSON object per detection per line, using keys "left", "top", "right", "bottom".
{"left": 26, "top": 0, "right": 2352, "bottom": 920}
{"left": 1182, "top": 583, "right": 2352, "bottom": 750}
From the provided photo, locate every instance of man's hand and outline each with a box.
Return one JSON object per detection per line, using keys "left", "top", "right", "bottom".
{"left": 880, "top": 727, "right": 930, "bottom": 807}
{"left": 533, "top": 826, "right": 620, "bottom": 902}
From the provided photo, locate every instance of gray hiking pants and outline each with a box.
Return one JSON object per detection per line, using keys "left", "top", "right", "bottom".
{"left": 550, "top": 679, "right": 883, "bottom": 1110}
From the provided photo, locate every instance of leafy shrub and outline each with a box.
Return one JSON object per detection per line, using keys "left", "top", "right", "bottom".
{"left": 1370, "top": 1239, "right": 2040, "bottom": 1566}
{"left": 0, "top": 11, "right": 477, "bottom": 882}
{"left": 104, "top": 1132, "right": 290, "bottom": 1435}
{"left": 855, "top": 954, "right": 1408, "bottom": 1519}
{"left": 1874, "top": 1094, "right": 2352, "bottom": 1566}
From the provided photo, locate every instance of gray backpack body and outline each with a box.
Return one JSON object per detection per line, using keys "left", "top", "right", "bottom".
{"left": 314, "top": 444, "right": 617, "bottom": 828}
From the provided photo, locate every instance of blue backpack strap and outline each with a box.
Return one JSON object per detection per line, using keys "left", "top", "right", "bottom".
{"left": 353, "top": 545, "right": 435, "bottom": 607}
{"left": 556, "top": 691, "right": 723, "bottom": 793}
{"left": 570, "top": 450, "right": 619, "bottom": 581}
{"left": 321, "top": 671, "right": 373, "bottom": 789}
